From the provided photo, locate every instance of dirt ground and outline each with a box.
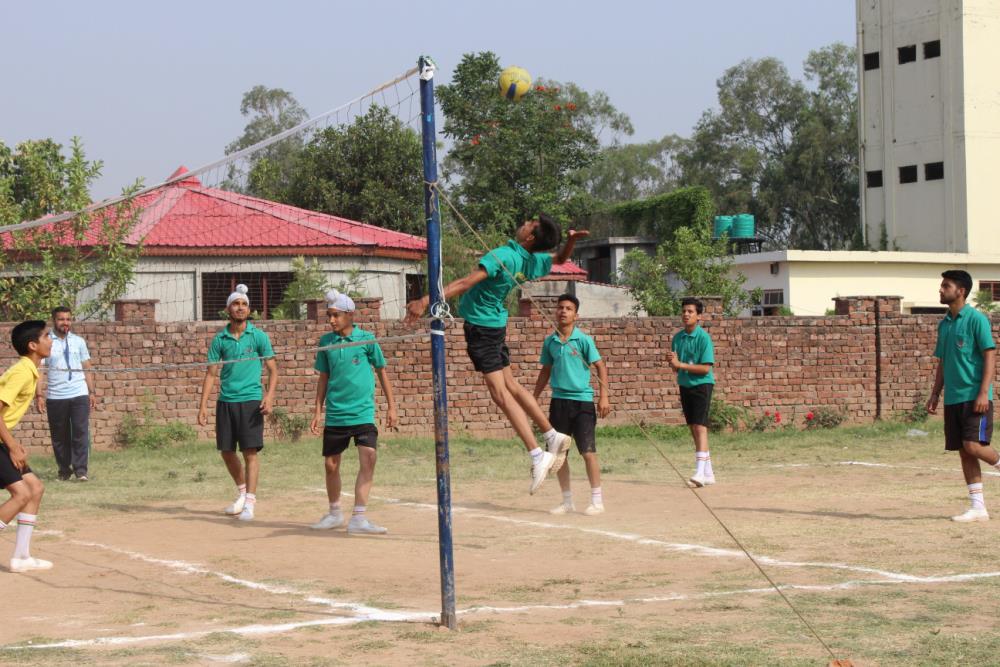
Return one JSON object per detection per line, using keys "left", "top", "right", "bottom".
{"left": 3, "top": 440, "right": 1000, "bottom": 666}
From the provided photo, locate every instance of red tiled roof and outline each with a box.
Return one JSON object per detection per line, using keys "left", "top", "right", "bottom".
{"left": 548, "top": 260, "right": 587, "bottom": 278}
{"left": 9, "top": 166, "right": 427, "bottom": 259}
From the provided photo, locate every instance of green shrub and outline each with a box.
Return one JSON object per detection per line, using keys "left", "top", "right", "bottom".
{"left": 803, "top": 407, "right": 846, "bottom": 429}
{"left": 116, "top": 394, "right": 197, "bottom": 449}
{"left": 899, "top": 394, "right": 930, "bottom": 424}
{"left": 708, "top": 397, "right": 745, "bottom": 432}
{"left": 268, "top": 407, "right": 310, "bottom": 442}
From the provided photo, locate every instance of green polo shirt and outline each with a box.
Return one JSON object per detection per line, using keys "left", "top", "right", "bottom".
{"left": 459, "top": 240, "right": 553, "bottom": 328}
{"left": 934, "top": 304, "right": 995, "bottom": 405}
{"left": 207, "top": 322, "right": 275, "bottom": 403}
{"left": 671, "top": 325, "right": 715, "bottom": 388}
{"left": 314, "top": 327, "right": 386, "bottom": 427}
{"left": 540, "top": 327, "right": 602, "bottom": 401}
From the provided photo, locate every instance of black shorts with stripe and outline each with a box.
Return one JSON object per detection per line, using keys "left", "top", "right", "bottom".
{"left": 944, "top": 400, "right": 994, "bottom": 451}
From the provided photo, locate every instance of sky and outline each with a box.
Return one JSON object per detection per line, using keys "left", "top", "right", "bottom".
{"left": 2, "top": 1, "right": 855, "bottom": 200}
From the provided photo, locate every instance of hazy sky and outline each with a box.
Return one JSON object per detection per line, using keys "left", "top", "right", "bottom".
{"left": 3, "top": 1, "right": 855, "bottom": 200}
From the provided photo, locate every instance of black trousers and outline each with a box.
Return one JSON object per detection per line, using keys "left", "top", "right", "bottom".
{"left": 47, "top": 396, "right": 91, "bottom": 478}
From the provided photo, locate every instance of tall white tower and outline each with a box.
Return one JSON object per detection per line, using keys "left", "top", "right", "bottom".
{"left": 858, "top": 0, "right": 1000, "bottom": 253}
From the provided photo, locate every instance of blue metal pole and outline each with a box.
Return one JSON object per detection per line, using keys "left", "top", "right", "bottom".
{"left": 418, "top": 55, "right": 457, "bottom": 631}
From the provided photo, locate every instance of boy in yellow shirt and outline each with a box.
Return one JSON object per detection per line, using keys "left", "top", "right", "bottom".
{"left": 0, "top": 320, "right": 54, "bottom": 572}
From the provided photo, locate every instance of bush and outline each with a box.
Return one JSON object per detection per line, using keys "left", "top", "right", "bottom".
{"left": 803, "top": 407, "right": 846, "bottom": 430}
{"left": 899, "top": 394, "right": 930, "bottom": 424}
{"left": 268, "top": 407, "right": 310, "bottom": 442}
{"left": 116, "top": 394, "right": 197, "bottom": 449}
{"left": 708, "top": 397, "right": 745, "bottom": 432}
{"left": 745, "top": 410, "right": 783, "bottom": 432}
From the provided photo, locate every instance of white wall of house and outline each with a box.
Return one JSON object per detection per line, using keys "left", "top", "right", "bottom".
{"left": 79, "top": 254, "right": 422, "bottom": 321}
{"left": 733, "top": 250, "right": 1000, "bottom": 316}
{"left": 522, "top": 280, "right": 645, "bottom": 318}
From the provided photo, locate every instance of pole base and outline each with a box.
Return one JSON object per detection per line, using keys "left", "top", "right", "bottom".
{"left": 439, "top": 611, "right": 457, "bottom": 630}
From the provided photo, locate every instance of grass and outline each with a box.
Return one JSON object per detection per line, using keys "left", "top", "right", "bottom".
{"left": 16, "top": 417, "right": 986, "bottom": 667}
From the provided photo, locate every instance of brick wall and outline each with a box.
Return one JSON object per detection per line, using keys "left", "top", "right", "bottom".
{"left": 4, "top": 296, "right": 995, "bottom": 454}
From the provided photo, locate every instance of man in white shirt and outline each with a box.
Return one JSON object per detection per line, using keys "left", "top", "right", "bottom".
{"left": 35, "top": 307, "right": 97, "bottom": 481}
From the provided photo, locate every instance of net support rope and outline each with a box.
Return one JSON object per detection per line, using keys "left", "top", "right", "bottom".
{"left": 429, "top": 181, "right": 843, "bottom": 663}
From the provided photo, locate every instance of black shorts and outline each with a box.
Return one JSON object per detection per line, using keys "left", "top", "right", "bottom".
{"left": 463, "top": 322, "right": 510, "bottom": 374}
{"left": 323, "top": 424, "right": 378, "bottom": 457}
{"left": 216, "top": 400, "right": 264, "bottom": 452}
{"left": 0, "top": 446, "right": 33, "bottom": 488}
{"left": 680, "top": 384, "right": 713, "bottom": 426}
{"left": 944, "top": 400, "right": 994, "bottom": 451}
{"left": 548, "top": 398, "right": 597, "bottom": 454}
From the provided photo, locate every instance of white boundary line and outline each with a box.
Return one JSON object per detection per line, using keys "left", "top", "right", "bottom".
{"left": 765, "top": 460, "right": 1000, "bottom": 477}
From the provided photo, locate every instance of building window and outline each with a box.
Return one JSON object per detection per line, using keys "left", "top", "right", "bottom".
{"left": 923, "top": 40, "right": 941, "bottom": 59}
{"left": 898, "top": 45, "right": 917, "bottom": 64}
{"left": 981, "top": 281, "right": 1000, "bottom": 301}
{"left": 924, "top": 162, "right": 944, "bottom": 181}
{"left": 405, "top": 274, "right": 427, "bottom": 303}
{"left": 769, "top": 262, "right": 780, "bottom": 276}
{"left": 866, "top": 170, "right": 883, "bottom": 188}
{"left": 863, "top": 51, "right": 880, "bottom": 70}
{"left": 762, "top": 289, "right": 784, "bottom": 306}
{"left": 201, "top": 272, "right": 294, "bottom": 320}
{"left": 587, "top": 246, "right": 612, "bottom": 283}
{"left": 899, "top": 165, "right": 918, "bottom": 184}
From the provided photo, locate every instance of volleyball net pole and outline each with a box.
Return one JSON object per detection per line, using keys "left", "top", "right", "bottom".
{"left": 418, "top": 55, "right": 457, "bottom": 630}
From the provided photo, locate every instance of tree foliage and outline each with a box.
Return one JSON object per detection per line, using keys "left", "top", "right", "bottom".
{"left": 0, "top": 138, "right": 141, "bottom": 320}
{"left": 678, "top": 43, "right": 859, "bottom": 250}
{"left": 274, "top": 106, "right": 424, "bottom": 235}
{"left": 225, "top": 85, "right": 308, "bottom": 196}
{"left": 577, "top": 134, "right": 687, "bottom": 205}
{"left": 437, "top": 51, "right": 632, "bottom": 232}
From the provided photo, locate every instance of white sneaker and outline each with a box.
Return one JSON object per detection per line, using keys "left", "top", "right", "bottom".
{"left": 549, "top": 502, "right": 575, "bottom": 515}
{"left": 952, "top": 508, "right": 990, "bottom": 522}
{"left": 310, "top": 511, "right": 345, "bottom": 530}
{"left": 583, "top": 503, "right": 605, "bottom": 516}
{"left": 547, "top": 433, "right": 573, "bottom": 473}
{"left": 347, "top": 516, "right": 388, "bottom": 535}
{"left": 237, "top": 505, "right": 255, "bottom": 522}
{"left": 530, "top": 451, "right": 557, "bottom": 495}
{"left": 703, "top": 475, "right": 716, "bottom": 486}
{"left": 224, "top": 494, "right": 246, "bottom": 515}
{"left": 688, "top": 473, "right": 708, "bottom": 488}
{"left": 10, "top": 557, "right": 54, "bottom": 573}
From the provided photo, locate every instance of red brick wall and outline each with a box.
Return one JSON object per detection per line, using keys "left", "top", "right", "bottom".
{"left": 3, "top": 296, "right": 995, "bottom": 454}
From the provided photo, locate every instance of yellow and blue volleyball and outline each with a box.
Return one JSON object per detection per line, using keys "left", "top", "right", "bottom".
{"left": 498, "top": 66, "right": 531, "bottom": 101}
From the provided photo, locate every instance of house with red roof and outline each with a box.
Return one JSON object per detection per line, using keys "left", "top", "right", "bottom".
{"left": 76, "top": 167, "right": 588, "bottom": 321}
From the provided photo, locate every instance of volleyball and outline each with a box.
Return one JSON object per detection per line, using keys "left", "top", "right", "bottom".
{"left": 498, "top": 66, "right": 531, "bottom": 101}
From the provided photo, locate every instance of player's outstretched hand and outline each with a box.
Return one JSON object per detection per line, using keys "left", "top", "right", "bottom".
{"left": 567, "top": 229, "right": 589, "bottom": 241}
{"left": 404, "top": 297, "right": 428, "bottom": 326}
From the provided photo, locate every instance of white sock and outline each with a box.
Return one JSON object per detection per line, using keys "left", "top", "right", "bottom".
{"left": 704, "top": 452, "right": 714, "bottom": 477}
{"left": 245, "top": 493, "right": 256, "bottom": 509}
{"left": 695, "top": 452, "right": 709, "bottom": 476}
{"left": 237, "top": 483, "right": 247, "bottom": 495}
{"left": 969, "top": 483, "right": 985, "bottom": 510}
{"left": 329, "top": 502, "right": 341, "bottom": 514}
{"left": 561, "top": 490, "right": 573, "bottom": 506}
{"left": 530, "top": 447, "right": 544, "bottom": 462}
{"left": 591, "top": 487, "right": 603, "bottom": 506}
{"left": 353, "top": 505, "right": 366, "bottom": 517}
{"left": 542, "top": 429, "right": 557, "bottom": 445}
{"left": 13, "top": 513, "right": 36, "bottom": 559}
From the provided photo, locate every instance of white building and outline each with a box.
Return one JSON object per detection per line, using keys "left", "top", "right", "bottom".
{"left": 858, "top": 0, "right": 1000, "bottom": 252}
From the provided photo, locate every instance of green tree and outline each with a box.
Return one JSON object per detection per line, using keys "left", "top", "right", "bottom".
{"left": 437, "top": 51, "right": 632, "bottom": 233}
{"left": 274, "top": 105, "right": 425, "bottom": 234}
{"left": 619, "top": 226, "right": 759, "bottom": 317}
{"left": 270, "top": 256, "right": 331, "bottom": 320}
{"left": 225, "top": 85, "right": 309, "bottom": 197}
{"left": 678, "top": 43, "right": 859, "bottom": 250}
{"left": 577, "top": 134, "right": 687, "bottom": 205}
{"left": 0, "top": 138, "right": 141, "bottom": 320}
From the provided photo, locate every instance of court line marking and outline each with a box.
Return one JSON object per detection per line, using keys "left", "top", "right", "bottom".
{"left": 766, "top": 460, "right": 1000, "bottom": 477}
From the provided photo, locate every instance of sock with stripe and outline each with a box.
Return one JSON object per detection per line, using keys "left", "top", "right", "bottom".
{"left": 704, "top": 452, "right": 714, "bottom": 477}
{"left": 353, "top": 505, "right": 366, "bottom": 517}
{"left": 244, "top": 493, "right": 256, "bottom": 510}
{"left": 695, "top": 452, "right": 709, "bottom": 477}
{"left": 969, "top": 483, "right": 985, "bottom": 511}
{"left": 590, "top": 487, "right": 603, "bottom": 507}
{"left": 13, "top": 513, "right": 36, "bottom": 559}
